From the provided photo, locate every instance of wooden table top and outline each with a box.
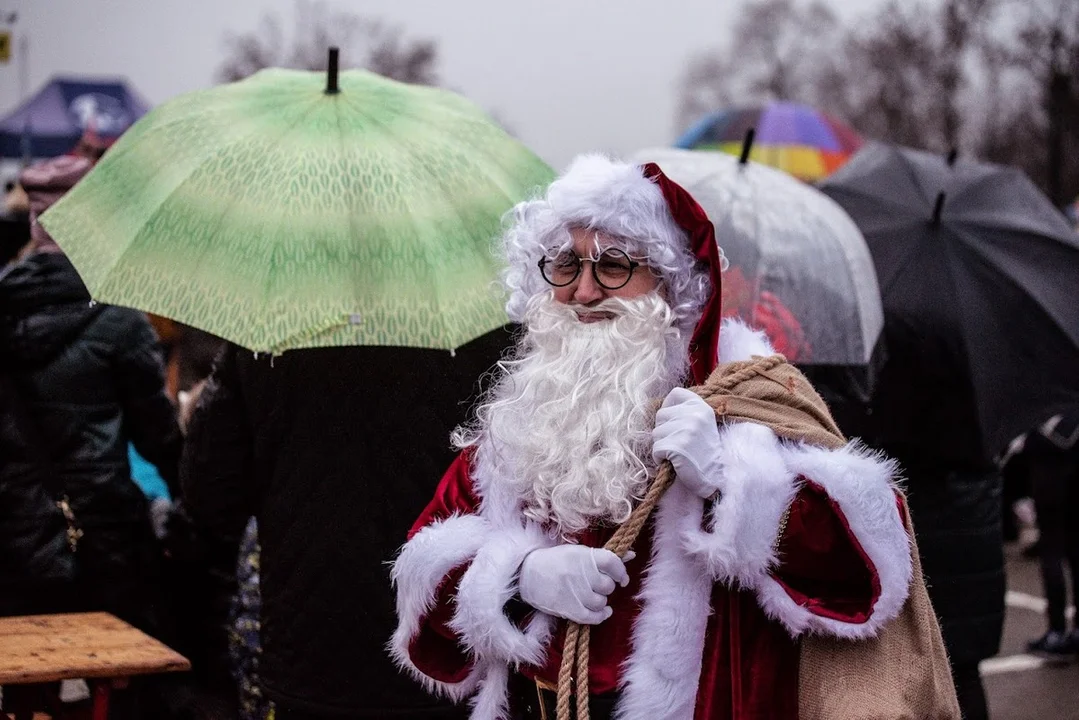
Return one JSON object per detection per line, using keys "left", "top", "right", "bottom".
{"left": 0, "top": 612, "right": 190, "bottom": 685}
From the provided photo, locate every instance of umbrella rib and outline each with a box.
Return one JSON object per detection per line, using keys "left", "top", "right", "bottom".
{"left": 829, "top": 207, "right": 883, "bottom": 364}
{"left": 894, "top": 145, "right": 941, "bottom": 208}
{"left": 333, "top": 91, "right": 367, "bottom": 344}
{"left": 236, "top": 97, "right": 346, "bottom": 350}
{"left": 352, "top": 102, "right": 448, "bottom": 342}
{"left": 936, "top": 235, "right": 988, "bottom": 457}
{"left": 362, "top": 102, "right": 515, "bottom": 348}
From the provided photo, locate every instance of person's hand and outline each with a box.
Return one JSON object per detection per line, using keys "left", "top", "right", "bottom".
{"left": 518, "top": 545, "right": 633, "bottom": 625}
{"left": 652, "top": 387, "right": 723, "bottom": 499}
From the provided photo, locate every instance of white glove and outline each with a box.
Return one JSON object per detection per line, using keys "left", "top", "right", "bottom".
{"left": 518, "top": 545, "right": 633, "bottom": 625}
{"left": 652, "top": 387, "right": 723, "bottom": 499}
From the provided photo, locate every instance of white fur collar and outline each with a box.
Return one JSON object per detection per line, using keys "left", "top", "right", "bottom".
{"left": 719, "top": 317, "right": 775, "bottom": 363}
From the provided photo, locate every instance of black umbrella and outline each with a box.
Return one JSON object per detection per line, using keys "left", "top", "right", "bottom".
{"left": 819, "top": 142, "right": 1079, "bottom": 466}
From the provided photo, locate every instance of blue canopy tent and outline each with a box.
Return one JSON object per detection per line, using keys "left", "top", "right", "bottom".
{"left": 0, "top": 76, "right": 150, "bottom": 158}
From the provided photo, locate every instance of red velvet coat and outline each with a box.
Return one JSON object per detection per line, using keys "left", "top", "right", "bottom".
{"left": 390, "top": 326, "right": 912, "bottom": 720}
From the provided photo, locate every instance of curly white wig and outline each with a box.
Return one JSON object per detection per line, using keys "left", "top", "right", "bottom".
{"left": 500, "top": 154, "right": 711, "bottom": 332}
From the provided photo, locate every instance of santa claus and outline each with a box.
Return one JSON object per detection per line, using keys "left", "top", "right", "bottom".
{"left": 389, "top": 155, "right": 913, "bottom": 719}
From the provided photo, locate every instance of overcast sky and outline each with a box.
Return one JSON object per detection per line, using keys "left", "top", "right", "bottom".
{"left": 0, "top": 0, "right": 886, "bottom": 170}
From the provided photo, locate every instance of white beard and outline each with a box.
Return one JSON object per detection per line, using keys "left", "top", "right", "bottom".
{"left": 454, "top": 293, "right": 688, "bottom": 537}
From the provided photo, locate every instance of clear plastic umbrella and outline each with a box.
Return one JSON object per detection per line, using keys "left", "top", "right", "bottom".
{"left": 628, "top": 147, "right": 883, "bottom": 369}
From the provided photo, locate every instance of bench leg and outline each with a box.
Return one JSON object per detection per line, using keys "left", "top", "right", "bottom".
{"left": 91, "top": 680, "right": 112, "bottom": 720}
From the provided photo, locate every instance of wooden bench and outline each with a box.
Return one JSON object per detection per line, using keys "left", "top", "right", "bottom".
{"left": 0, "top": 612, "right": 190, "bottom": 720}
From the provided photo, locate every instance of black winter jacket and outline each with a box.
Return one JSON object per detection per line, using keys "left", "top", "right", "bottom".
{"left": 181, "top": 329, "right": 515, "bottom": 718}
{"left": 883, "top": 451, "right": 1006, "bottom": 666}
{"left": 0, "top": 251, "right": 181, "bottom": 626}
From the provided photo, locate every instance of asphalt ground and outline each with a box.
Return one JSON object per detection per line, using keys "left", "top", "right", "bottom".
{"left": 983, "top": 522, "right": 1079, "bottom": 719}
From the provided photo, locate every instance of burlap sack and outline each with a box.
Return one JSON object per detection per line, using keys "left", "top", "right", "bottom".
{"left": 704, "top": 357, "right": 962, "bottom": 719}
{"left": 798, "top": 503, "right": 961, "bottom": 720}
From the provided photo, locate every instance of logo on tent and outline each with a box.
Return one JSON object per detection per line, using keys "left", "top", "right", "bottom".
{"left": 69, "top": 93, "right": 132, "bottom": 136}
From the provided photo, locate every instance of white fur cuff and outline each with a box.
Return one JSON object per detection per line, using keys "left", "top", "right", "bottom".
{"left": 681, "top": 421, "right": 800, "bottom": 586}
{"left": 449, "top": 524, "right": 557, "bottom": 667}
{"left": 389, "top": 513, "right": 490, "bottom": 700}
{"left": 754, "top": 441, "right": 912, "bottom": 640}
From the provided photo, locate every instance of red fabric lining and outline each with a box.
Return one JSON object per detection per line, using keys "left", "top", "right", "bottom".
{"left": 408, "top": 564, "right": 474, "bottom": 683}
{"left": 771, "top": 478, "right": 880, "bottom": 623}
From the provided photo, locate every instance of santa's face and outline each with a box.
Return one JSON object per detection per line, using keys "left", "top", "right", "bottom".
{"left": 547, "top": 228, "right": 660, "bottom": 320}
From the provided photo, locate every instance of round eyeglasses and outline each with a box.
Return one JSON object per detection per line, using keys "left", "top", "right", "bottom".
{"left": 538, "top": 248, "right": 642, "bottom": 290}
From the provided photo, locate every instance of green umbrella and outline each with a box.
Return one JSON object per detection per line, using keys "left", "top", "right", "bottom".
{"left": 40, "top": 60, "right": 553, "bottom": 353}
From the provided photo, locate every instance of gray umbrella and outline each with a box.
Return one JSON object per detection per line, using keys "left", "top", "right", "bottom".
{"left": 819, "top": 142, "right": 1079, "bottom": 464}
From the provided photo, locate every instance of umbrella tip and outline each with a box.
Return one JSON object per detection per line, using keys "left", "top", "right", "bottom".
{"left": 739, "top": 127, "right": 756, "bottom": 165}
{"left": 931, "top": 191, "right": 946, "bottom": 225}
{"left": 326, "top": 47, "right": 340, "bottom": 95}
{"left": 946, "top": 148, "right": 958, "bottom": 166}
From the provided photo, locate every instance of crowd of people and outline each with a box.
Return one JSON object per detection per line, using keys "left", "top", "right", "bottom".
{"left": 1, "top": 139, "right": 1077, "bottom": 720}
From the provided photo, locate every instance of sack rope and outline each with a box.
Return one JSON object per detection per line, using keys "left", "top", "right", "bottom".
{"left": 555, "top": 354, "right": 786, "bottom": 720}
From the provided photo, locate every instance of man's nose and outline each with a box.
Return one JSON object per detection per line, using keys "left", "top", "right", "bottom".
{"left": 572, "top": 263, "right": 605, "bottom": 304}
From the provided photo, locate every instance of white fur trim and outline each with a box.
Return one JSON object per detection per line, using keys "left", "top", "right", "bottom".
{"left": 754, "top": 441, "right": 912, "bottom": 639}
{"left": 389, "top": 514, "right": 490, "bottom": 701}
{"left": 449, "top": 523, "right": 557, "bottom": 666}
{"left": 719, "top": 317, "right": 774, "bottom": 362}
{"left": 546, "top": 154, "right": 681, "bottom": 242}
{"left": 469, "top": 662, "right": 511, "bottom": 720}
{"left": 682, "top": 422, "right": 801, "bottom": 586}
{"left": 616, "top": 484, "right": 712, "bottom": 720}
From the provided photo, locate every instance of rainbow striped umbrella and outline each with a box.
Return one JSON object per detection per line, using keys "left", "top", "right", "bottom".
{"left": 675, "top": 102, "right": 863, "bottom": 182}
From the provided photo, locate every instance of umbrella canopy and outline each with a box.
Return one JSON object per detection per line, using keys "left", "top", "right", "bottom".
{"left": 819, "top": 142, "right": 1079, "bottom": 465}
{"left": 629, "top": 147, "right": 883, "bottom": 369}
{"left": 675, "top": 102, "right": 863, "bottom": 182}
{"left": 39, "top": 66, "right": 554, "bottom": 353}
{"left": 0, "top": 77, "right": 150, "bottom": 158}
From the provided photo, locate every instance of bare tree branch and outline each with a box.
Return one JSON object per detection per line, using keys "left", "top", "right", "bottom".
{"left": 676, "top": 0, "right": 1079, "bottom": 201}
{"left": 217, "top": 0, "right": 440, "bottom": 86}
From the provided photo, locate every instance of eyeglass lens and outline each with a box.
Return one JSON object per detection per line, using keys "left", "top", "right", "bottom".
{"left": 541, "top": 248, "right": 636, "bottom": 289}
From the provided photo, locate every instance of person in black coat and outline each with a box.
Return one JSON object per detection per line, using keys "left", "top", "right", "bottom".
{"left": 0, "top": 238, "right": 181, "bottom": 631}
{"left": 868, "top": 326, "right": 1005, "bottom": 720}
{"left": 181, "top": 330, "right": 514, "bottom": 720}
{"left": 1011, "top": 411, "right": 1079, "bottom": 658}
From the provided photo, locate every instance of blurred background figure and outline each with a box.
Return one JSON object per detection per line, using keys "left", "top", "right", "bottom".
{"left": 0, "top": 153, "right": 184, "bottom": 717}
{"left": 0, "top": 153, "right": 180, "bottom": 627}
{"left": 1, "top": 179, "right": 30, "bottom": 266}
{"left": 1002, "top": 411, "right": 1079, "bottom": 660}
{"left": 182, "top": 332, "right": 514, "bottom": 720}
